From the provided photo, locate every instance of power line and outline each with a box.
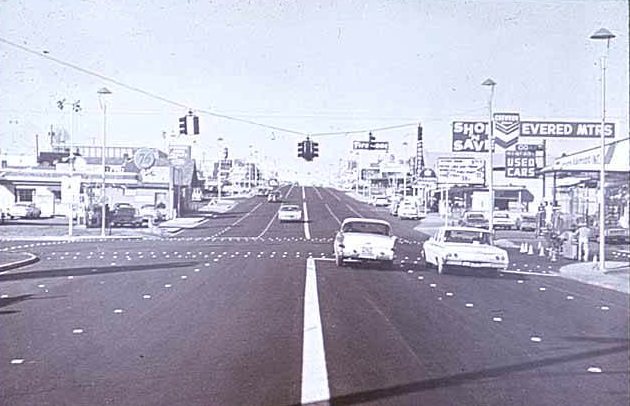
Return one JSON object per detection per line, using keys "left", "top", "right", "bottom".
{"left": 0, "top": 36, "right": 429, "bottom": 140}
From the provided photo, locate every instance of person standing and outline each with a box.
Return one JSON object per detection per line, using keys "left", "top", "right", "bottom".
{"left": 576, "top": 223, "right": 592, "bottom": 261}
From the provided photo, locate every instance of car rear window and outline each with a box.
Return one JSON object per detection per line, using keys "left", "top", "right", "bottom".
{"left": 444, "top": 230, "right": 493, "bottom": 245}
{"left": 494, "top": 213, "right": 509, "bottom": 218}
{"left": 467, "top": 213, "right": 486, "bottom": 220}
{"left": 280, "top": 206, "right": 300, "bottom": 211}
{"left": 342, "top": 222, "right": 390, "bottom": 236}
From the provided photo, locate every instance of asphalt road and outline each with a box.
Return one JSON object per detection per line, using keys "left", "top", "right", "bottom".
{"left": 1, "top": 186, "right": 628, "bottom": 406}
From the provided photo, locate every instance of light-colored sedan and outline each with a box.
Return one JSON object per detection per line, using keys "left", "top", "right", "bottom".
{"left": 8, "top": 203, "right": 41, "bottom": 219}
{"left": 493, "top": 211, "right": 516, "bottom": 230}
{"left": 397, "top": 201, "right": 426, "bottom": 220}
{"left": 421, "top": 226, "right": 509, "bottom": 274}
{"left": 333, "top": 217, "right": 397, "bottom": 268}
{"left": 278, "top": 204, "right": 302, "bottom": 222}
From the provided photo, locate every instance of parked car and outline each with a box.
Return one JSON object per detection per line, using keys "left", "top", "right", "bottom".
{"left": 333, "top": 217, "right": 397, "bottom": 268}
{"left": 139, "top": 204, "right": 166, "bottom": 225}
{"left": 492, "top": 211, "right": 516, "bottom": 230}
{"left": 517, "top": 213, "right": 538, "bottom": 231}
{"left": 459, "top": 211, "right": 489, "bottom": 229}
{"left": 421, "top": 226, "right": 509, "bottom": 274}
{"left": 7, "top": 202, "right": 41, "bottom": 219}
{"left": 267, "top": 190, "right": 282, "bottom": 203}
{"left": 110, "top": 205, "right": 144, "bottom": 227}
{"left": 277, "top": 204, "right": 303, "bottom": 222}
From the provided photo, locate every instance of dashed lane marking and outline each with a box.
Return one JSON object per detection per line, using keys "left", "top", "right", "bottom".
{"left": 303, "top": 201, "right": 311, "bottom": 240}
{"left": 324, "top": 203, "right": 341, "bottom": 225}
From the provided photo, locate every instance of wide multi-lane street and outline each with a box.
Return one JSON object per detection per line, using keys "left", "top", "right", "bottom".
{"left": 1, "top": 186, "right": 628, "bottom": 406}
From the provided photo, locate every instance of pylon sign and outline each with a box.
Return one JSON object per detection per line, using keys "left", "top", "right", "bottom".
{"left": 493, "top": 112, "right": 520, "bottom": 148}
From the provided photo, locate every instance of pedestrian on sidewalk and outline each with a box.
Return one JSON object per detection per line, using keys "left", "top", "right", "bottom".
{"left": 576, "top": 223, "right": 591, "bottom": 261}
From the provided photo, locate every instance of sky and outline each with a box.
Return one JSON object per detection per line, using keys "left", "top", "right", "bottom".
{"left": 1, "top": 0, "right": 628, "bottom": 179}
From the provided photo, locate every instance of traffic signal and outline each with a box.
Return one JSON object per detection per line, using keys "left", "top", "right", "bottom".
{"left": 192, "top": 116, "right": 200, "bottom": 135}
{"left": 303, "top": 139, "right": 313, "bottom": 161}
{"left": 178, "top": 116, "right": 187, "bottom": 134}
{"left": 311, "top": 141, "right": 319, "bottom": 158}
{"left": 368, "top": 132, "right": 376, "bottom": 149}
{"left": 298, "top": 141, "right": 305, "bottom": 158}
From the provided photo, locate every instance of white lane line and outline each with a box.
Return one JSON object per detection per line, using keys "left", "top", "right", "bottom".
{"left": 501, "top": 270, "right": 557, "bottom": 277}
{"left": 325, "top": 188, "right": 342, "bottom": 201}
{"left": 231, "top": 202, "right": 263, "bottom": 227}
{"left": 303, "top": 201, "right": 311, "bottom": 240}
{"left": 285, "top": 184, "right": 295, "bottom": 200}
{"left": 257, "top": 212, "right": 279, "bottom": 239}
{"left": 301, "top": 257, "right": 330, "bottom": 404}
{"left": 313, "top": 187, "right": 324, "bottom": 200}
{"left": 345, "top": 203, "right": 364, "bottom": 218}
{"left": 302, "top": 186, "right": 306, "bottom": 200}
{"left": 324, "top": 203, "right": 341, "bottom": 225}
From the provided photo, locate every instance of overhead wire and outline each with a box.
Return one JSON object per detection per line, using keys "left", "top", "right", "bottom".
{"left": 0, "top": 36, "right": 425, "bottom": 140}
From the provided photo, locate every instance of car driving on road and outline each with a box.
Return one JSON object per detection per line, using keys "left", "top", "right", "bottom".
{"left": 492, "top": 211, "right": 516, "bottom": 230}
{"left": 333, "top": 217, "right": 396, "bottom": 268}
{"left": 277, "top": 204, "right": 302, "bottom": 222}
{"left": 421, "top": 226, "right": 509, "bottom": 274}
{"left": 459, "top": 211, "right": 489, "bottom": 229}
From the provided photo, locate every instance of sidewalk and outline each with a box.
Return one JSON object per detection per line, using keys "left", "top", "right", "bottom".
{"left": 0, "top": 251, "right": 39, "bottom": 272}
{"left": 558, "top": 261, "right": 630, "bottom": 294}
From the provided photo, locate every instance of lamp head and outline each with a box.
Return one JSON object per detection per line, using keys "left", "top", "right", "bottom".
{"left": 590, "top": 28, "right": 615, "bottom": 40}
{"left": 482, "top": 78, "right": 497, "bottom": 87}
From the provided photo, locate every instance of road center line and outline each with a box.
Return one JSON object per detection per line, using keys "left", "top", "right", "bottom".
{"left": 345, "top": 203, "right": 364, "bottom": 218}
{"left": 285, "top": 184, "right": 295, "bottom": 200}
{"left": 314, "top": 187, "right": 324, "bottom": 200}
{"left": 324, "top": 203, "right": 341, "bottom": 225}
{"left": 302, "top": 186, "right": 306, "bottom": 200}
{"left": 231, "top": 202, "right": 263, "bottom": 227}
{"left": 257, "top": 212, "right": 278, "bottom": 239}
{"left": 325, "top": 188, "right": 342, "bottom": 201}
{"left": 301, "top": 257, "right": 330, "bottom": 404}
{"left": 303, "top": 201, "right": 311, "bottom": 240}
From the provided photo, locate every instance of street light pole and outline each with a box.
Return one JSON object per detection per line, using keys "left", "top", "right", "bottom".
{"left": 97, "top": 87, "right": 112, "bottom": 237}
{"left": 590, "top": 28, "right": 615, "bottom": 272}
{"left": 482, "top": 78, "right": 497, "bottom": 230}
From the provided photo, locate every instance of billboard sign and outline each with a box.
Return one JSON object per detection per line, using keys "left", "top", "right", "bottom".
{"left": 437, "top": 157, "right": 486, "bottom": 185}
{"left": 168, "top": 144, "right": 191, "bottom": 167}
{"left": 520, "top": 121, "right": 615, "bottom": 138}
{"left": 505, "top": 144, "right": 544, "bottom": 178}
{"left": 361, "top": 168, "right": 380, "bottom": 180}
{"left": 452, "top": 121, "right": 490, "bottom": 152}
{"left": 353, "top": 140, "right": 389, "bottom": 150}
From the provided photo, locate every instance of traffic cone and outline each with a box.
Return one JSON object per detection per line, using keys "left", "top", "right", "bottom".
{"left": 539, "top": 245, "right": 545, "bottom": 257}
{"left": 550, "top": 249, "right": 557, "bottom": 262}
{"left": 592, "top": 254, "right": 597, "bottom": 264}
{"left": 537, "top": 241, "right": 543, "bottom": 251}
{"left": 520, "top": 242, "right": 526, "bottom": 253}
{"left": 527, "top": 244, "right": 534, "bottom": 255}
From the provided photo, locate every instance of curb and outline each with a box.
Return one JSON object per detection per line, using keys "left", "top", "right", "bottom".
{"left": 0, "top": 252, "right": 39, "bottom": 273}
{"left": 0, "top": 235, "right": 146, "bottom": 242}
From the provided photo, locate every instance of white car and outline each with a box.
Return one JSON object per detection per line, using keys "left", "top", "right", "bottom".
{"left": 278, "top": 204, "right": 302, "bottom": 222}
{"left": 421, "top": 226, "right": 509, "bottom": 274}
{"left": 333, "top": 217, "right": 397, "bottom": 268}
{"left": 397, "top": 201, "right": 426, "bottom": 220}
{"left": 493, "top": 211, "right": 516, "bottom": 230}
{"left": 372, "top": 196, "right": 390, "bottom": 207}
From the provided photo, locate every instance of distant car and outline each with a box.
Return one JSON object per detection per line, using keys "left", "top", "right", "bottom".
{"left": 139, "top": 204, "right": 166, "bottom": 225}
{"left": 256, "top": 187, "right": 270, "bottom": 197}
{"left": 110, "top": 206, "right": 144, "bottom": 227}
{"left": 421, "top": 226, "right": 509, "bottom": 274}
{"left": 397, "top": 201, "right": 425, "bottom": 220}
{"left": 459, "top": 211, "right": 489, "bottom": 229}
{"left": 278, "top": 204, "right": 303, "bottom": 222}
{"left": 517, "top": 213, "right": 537, "bottom": 231}
{"left": 373, "top": 196, "right": 390, "bottom": 207}
{"left": 8, "top": 202, "right": 41, "bottom": 219}
{"left": 267, "top": 191, "right": 282, "bottom": 203}
{"left": 333, "top": 217, "right": 397, "bottom": 268}
{"left": 492, "top": 211, "right": 516, "bottom": 230}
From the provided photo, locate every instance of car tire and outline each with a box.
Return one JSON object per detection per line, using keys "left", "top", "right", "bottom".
{"left": 335, "top": 254, "right": 344, "bottom": 267}
{"left": 420, "top": 249, "right": 430, "bottom": 269}
{"left": 437, "top": 259, "right": 446, "bottom": 275}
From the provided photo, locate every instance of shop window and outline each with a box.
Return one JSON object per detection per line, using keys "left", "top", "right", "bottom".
{"left": 16, "top": 189, "right": 35, "bottom": 202}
